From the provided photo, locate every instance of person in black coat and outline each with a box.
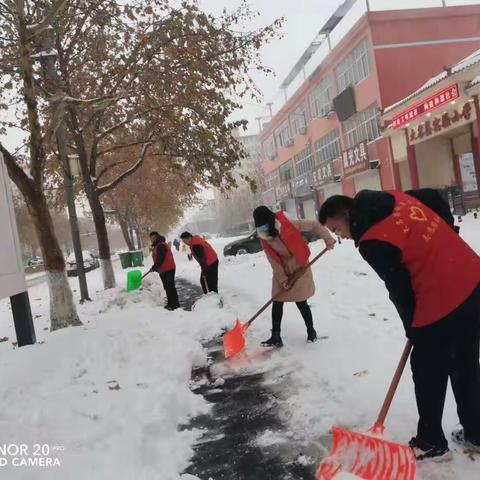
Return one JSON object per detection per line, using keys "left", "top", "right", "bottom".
{"left": 319, "top": 189, "right": 480, "bottom": 460}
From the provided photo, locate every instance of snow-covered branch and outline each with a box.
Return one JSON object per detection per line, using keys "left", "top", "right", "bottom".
{"left": 26, "top": 0, "right": 69, "bottom": 38}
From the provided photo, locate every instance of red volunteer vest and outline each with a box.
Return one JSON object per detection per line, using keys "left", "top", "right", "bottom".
{"left": 152, "top": 242, "right": 175, "bottom": 273}
{"left": 261, "top": 211, "right": 310, "bottom": 267}
{"left": 190, "top": 236, "right": 218, "bottom": 267}
{"left": 359, "top": 191, "right": 480, "bottom": 328}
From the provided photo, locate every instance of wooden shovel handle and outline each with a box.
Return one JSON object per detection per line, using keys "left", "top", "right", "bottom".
{"left": 376, "top": 340, "right": 413, "bottom": 427}
{"left": 246, "top": 247, "right": 329, "bottom": 327}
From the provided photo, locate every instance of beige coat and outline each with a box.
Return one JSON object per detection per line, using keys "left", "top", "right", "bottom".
{"left": 264, "top": 219, "right": 332, "bottom": 302}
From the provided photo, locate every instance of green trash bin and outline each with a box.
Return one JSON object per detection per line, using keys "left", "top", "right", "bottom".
{"left": 119, "top": 251, "right": 132, "bottom": 269}
{"left": 131, "top": 250, "right": 144, "bottom": 267}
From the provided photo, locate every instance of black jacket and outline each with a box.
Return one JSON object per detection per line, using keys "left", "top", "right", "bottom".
{"left": 350, "top": 189, "right": 455, "bottom": 336}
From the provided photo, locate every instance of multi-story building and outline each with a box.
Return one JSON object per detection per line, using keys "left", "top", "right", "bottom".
{"left": 259, "top": 4, "right": 480, "bottom": 220}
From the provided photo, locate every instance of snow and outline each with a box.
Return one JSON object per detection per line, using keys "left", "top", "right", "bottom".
{"left": 1, "top": 215, "right": 480, "bottom": 478}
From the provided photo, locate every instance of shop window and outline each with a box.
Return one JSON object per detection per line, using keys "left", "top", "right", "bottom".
{"left": 310, "top": 77, "right": 333, "bottom": 119}
{"left": 342, "top": 103, "right": 380, "bottom": 149}
{"left": 314, "top": 129, "right": 342, "bottom": 164}
{"left": 335, "top": 38, "right": 372, "bottom": 93}
{"left": 294, "top": 148, "right": 314, "bottom": 176}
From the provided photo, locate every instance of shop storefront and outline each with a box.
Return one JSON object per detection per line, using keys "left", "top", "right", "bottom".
{"left": 342, "top": 140, "right": 382, "bottom": 191}
{"left": 275, "top": 181, "right": 297, "bottom": 217}
{"left": 292, "top": 173, "right": 316, "bottom": 219}
{"left": 261, "top": 187, "right": 277, "bottom": 210}
{"left": 384, "top": 59, "right": 480, "bottom": 210}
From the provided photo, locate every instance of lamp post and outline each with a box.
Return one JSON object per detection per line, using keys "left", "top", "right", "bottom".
{"left": 38, "top": 27, "right": 91, "bottom": 303}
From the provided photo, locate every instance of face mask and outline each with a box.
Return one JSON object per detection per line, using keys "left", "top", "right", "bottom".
{"left": 257, "top": 224, "right": 271, "bottom": 240}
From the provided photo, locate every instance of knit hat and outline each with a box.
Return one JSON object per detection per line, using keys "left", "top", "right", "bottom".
{"left": 253, "top": 206, "right": 275, "bottom": 227}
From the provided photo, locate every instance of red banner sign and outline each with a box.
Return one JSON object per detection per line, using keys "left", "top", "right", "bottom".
{"left": 391, "top": 84, "right": 459, "bottom": 129}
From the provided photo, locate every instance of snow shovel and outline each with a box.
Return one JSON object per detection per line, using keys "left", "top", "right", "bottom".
{"left": 202, "top": 276, "right": 224, "bottom": 308}
{"left": 223, "top": 247, "right": 329, "bottom": 359}
{"left": 127, "top": 270, "right": 150, "bottom": 292}
{"left": 316, "top": 340, "right": 415, "bottom": 480}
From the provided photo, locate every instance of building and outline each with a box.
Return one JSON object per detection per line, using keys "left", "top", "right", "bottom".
{"left": 382, "top": 49, "right": 480, "bottom": 210}
{"left": 259, "top": 5, "right": 480, "bottom": 219}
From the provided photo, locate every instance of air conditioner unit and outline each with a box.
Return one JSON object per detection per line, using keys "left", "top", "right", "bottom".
{"left": 334, "top": 174, "right": 342, "bottom": 183}
{"left": 298, "top": 126, "right": 307, "bottom": 135}
{"left": 285, "top": 138, "right": 294, "bottom": 147}
{"left": 369, "top": 159, "right": 380, "bottom": 169}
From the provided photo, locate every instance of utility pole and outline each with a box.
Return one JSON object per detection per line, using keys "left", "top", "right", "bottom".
{"left": 38, "top": 22, "right": 91, "bottom": 302}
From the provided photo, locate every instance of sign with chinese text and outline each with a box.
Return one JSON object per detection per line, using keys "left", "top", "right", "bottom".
{"left": 262, "top": 188, "right": 277, "bottom": 207}
{"left": 310, "top": 160, "right": 335, "bottom": 187}
{"left": 342, "top": 141, "right": 369, "bottom": 177}
{"left": 408, "top": 101, "right": 475, "bottom": 145}
{"left": 275, "top": 181, "right": 292, "bottom": 201}
{"left": 391, "top": 84, "right": 459, "bottom": 129}
{"left": 292, "top": 173, "right": 312, "bottom": 197}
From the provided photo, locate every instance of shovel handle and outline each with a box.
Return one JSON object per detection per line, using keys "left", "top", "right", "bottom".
{"left": 376, "top": 340, "right": 413, "bottom": 427}
{"left": 246, "top": 247, "right": 329, "bottom": 328}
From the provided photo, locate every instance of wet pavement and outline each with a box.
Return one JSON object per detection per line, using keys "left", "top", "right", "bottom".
{"left": 176, "top": 279, "right": 318, "bottom": 479}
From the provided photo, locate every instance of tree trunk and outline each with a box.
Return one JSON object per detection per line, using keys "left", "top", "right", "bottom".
{"left": 89, "top": 190, "right": 116, "bottom": 289}
{"left": 117, "top": 212, "right": 135, "bottom": 251}
{"left": 26, "top": 191, "right": 81, "bottom": 330}
{"left": 135, "top": 225, "right": 143, "bottom": 250}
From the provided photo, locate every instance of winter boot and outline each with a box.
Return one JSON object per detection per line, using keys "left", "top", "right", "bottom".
{"left": 307, "top": 328, "right": 317, "bottom": 343}
{"left": 409, "top": 436, "right": 451, "bottom": 461}
{"left": 261, "top": 330, "right": 283, "bottom": 348}
{"left": 451, "top": 429, "right": 480, "bottom": 453}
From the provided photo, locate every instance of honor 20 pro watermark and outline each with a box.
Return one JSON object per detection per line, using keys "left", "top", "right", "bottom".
{"left": 0, "top": 444, "right": 63, "bottom": 467}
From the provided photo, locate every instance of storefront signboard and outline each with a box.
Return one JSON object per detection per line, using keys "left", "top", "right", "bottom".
{"left": 342, "top": 141, "right": 369, "bottom": 178}
{"left": 275, "top": 181, "right": 292, "bottom": 201}
{"left": 262, "top": 187, "right": 277, "bottom": 207}
{"left": 408, "top": 101, "right": 475, "bottom": 145}
{"left": 310, "top": 160, "right": 335, "bottom": 187}
{"left": 292, "top": 173, "right": 312, "bottom": 197}
{"left": 459, "top": 152, "right": 478, "bottom": 192}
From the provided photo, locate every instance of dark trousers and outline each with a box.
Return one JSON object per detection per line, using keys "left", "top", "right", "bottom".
{"left": 159, "top": 269, "right": 180, "bottom": 309}
{"left": 201, "top": 260, "right": 219, "bottom": 294}
{"left": 271, "top": 300, "right": 314, "bottom": 332}
{"left": 410, "top": 284, "right": 480, "bottom": 446}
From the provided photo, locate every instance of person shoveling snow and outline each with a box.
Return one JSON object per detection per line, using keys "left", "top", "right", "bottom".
{"left": 319, "top": 189, "right": 480, "bottom": 460}
{"left": 148, "top": 232, "right": 180, "bottom": 311}
{"left": 252, "top": 206, "right": 335, "bottom": 348}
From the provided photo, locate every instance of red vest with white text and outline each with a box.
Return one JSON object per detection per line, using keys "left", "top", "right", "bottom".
{"left": 359, "top": 191, "right": 480, "bottom": 328}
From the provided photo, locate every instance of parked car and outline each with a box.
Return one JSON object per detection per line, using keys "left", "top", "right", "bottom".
{"left": 66, "top": 250, "right": 100, "bottom": 276}
{"left": 223, "top": 229, "right": 319, "bottom": 257}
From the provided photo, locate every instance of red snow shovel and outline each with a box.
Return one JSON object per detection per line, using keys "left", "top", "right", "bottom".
{"left": 223, "top": 247, "right": 329, "bottom": 359}
{"left": 316, "top": 340, "right": 415, "bottom": 480}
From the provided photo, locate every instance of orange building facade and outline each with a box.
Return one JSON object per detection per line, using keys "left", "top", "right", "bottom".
{"left": 259, "top": 5, "right": 480, "bottom": 219}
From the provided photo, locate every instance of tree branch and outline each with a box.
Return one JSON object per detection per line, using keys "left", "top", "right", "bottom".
{"left": 26, "top": 0, "right": 69, "bottom": 38}
{"left": 96, "top": 141, "right": 153, "bottom": 196}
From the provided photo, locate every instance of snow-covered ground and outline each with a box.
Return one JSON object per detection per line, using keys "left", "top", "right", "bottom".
{"left": 1, "top": 217, "right": 480, "bottom": 479}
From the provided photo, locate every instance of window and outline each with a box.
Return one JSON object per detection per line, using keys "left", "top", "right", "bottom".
{"left": 314, "top": 129, "right": 342, "bottom": 164}
{"left": 291, "top": 104, "right": 308, "bottom": 136}
{"left": 294, "top": 148, "right": 314, "bottom": 176}
{"left": 274, "top": 120, "right": 291, "bottom": 148}
{"left": 279, "top": 160, "right": 294, "bottom": 182}
{"left": 310, "top": 77, "right": 332, "bottom": 118}
{"left": 263, "top": 135, "right": 276, "bottom": 159}
{"left": 342, "top": 103, "right": 380, "bottom": 148}
{"left": 266, "top": 170, "right": 280, "bottom": 190}
{"left": 335, "top": 38, "right": 372, "bottom": 93}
